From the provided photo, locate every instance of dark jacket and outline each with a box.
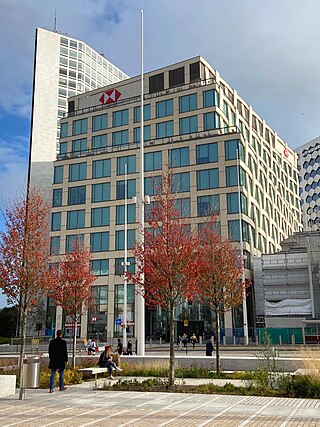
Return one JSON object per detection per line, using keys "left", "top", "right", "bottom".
{"left": 116, "top": 341, "right": 123, "bottom": 355}
{"left": 206, "top": 340, "right": 214, "bottom": 356}
{"left": 49, "top": 336, "right": 68, "bottom": 370}
{"left": 98, "top": 352, "right": 112, "bottom": 367}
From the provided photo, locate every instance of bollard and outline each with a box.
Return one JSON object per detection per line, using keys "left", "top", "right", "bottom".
{"left": 255, "top": 335, "right": 259, "bottom": 345}
{"left": 223, "top": 336, "right": 226, "bottom": 346}
{"left": 199, "top": 336, "right": 202, "bottom": 345}
{"left": 159, "top": 337, "right": 162, "bottom": 346}
{"left": 291, "top": 334, "right": 295, "bottom": 345}
{"left": 279, "top": 335, "right": 282, "bottom": 346}
{"left": 233, "top": 336, "right": 236, "bottom": 346}
{"left": 211, "top": 336, "right": 214, "bottom": 346}
{"left": 150, "top": 338, "right": 152, "bottom": 347}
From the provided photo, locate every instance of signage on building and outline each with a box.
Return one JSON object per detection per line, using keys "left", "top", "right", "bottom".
{"left": 99, "top": 89, "right": 121, "bottom": 105}
{"left": 284, "top": 148, "right": 289, "bottom": 158}
{"left": 115, "top": 318, "right": 122, "bottom": 326}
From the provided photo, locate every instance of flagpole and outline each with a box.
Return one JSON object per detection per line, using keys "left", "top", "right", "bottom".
{"left": 237, "top": 146, "right": 249, "bottom": 345}
{"left": 137, "top": 9, "right": 145, "bottom": 356}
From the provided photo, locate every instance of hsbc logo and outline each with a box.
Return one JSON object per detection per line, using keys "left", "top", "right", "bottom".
{"left": 99, "top": 89, "right": 121, "bottom": 105}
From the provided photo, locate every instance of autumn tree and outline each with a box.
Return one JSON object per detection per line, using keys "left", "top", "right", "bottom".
{"left": 128, "top": 173, "right": 200, "bottom": 386}
{"left": 50, "top": 239, "right": 96, "bottom": 368}
{"left": 0, "top": 190, "right": 58, "bottom": 399}
{"left": 196, "top": 218, "right": 248, "bottom": 373}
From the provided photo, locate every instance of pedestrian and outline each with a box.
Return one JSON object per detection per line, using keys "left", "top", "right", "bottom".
{"left": 190, "top": 333, "right": 198, "bottom": 349}
{"left": 127, "top": 340, "right": 133, "bottom": 355}
{"left": 91, "top": 339, "right": 97, "bottom": 354}
{"left": 181, "top": 333, "right": 188, "bottom": 348}
{"left": 87, "top": 337, "right": 93, "bottom": 355}
{"left": 98, "top": 346, "right": 122, "bottom": 379}
{"left": 206, "top": 338, "right": 214, "bottom": 356}
{"left": 116, "top": 337, "right": 123, "bottom": 355}
{"left": 48, "top": 330, "right": 68, "bottom": 393}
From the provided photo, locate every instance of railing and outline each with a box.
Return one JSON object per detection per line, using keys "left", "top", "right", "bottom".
{"left": 56, "top": 125, "right": 240, "bottom": 161}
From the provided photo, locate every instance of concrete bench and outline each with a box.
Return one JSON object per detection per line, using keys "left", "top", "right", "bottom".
{"left": 0, "top": 375, "right": 16, "bottom": 398}
{"left": 79, "top": 367, "right": 117, "bottom": 381}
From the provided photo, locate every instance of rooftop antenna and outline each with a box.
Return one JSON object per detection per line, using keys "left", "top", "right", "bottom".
{"left": 54, "top": 10, "right": 57, "bottom": 31}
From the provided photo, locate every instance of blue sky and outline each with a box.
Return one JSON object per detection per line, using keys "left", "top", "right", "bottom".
{"left": 1, "top": 0, "right": 320, "bottom": 307}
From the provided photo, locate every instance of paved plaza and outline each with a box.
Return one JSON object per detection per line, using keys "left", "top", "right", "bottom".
{"left": 1, "top": 382, "right": 320, "bottom": 426}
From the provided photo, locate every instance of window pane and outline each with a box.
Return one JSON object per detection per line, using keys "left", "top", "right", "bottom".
{"left": 196, "top": 169, "right": 219, "bottom": 190}
{"left": 54, "top": 166, "right": 64, "bottom": 184}
{"left": 68, "top": 186, "right": 86, "bottom": 205}
{"left": 179, "top": 94, "right": 197, "bottom": 113}
{"left": 53, "top": 189, "right": 62, "bottom": 207}
{"left": 93, "top": 159, "right": 111, "bottom": 178}
{"left": 51, "top": 212, "right": 61, "bottom": 231}
{"left": 60, "top": 122, "right": 68, "bottom": 138}
{"left": 92, "top": 183, "right": 110, "bottom": 202}
{"left": 197, "top": 195, "right": 220, "bottom": 216}
{"left": 92, "top": 113, "right": 108, "bottom": 131}
{"left": 117, "top": 155, "right": 136, "bottom": 175}
{"left": 196, "top": 143, "right": 218, "bottom": 164}
{"left": 170, "top": 147, "right": 189, "bottom": 168}
{"left": 203, "top": 89, "right": 218, "bottom": 107}
{"left": 50, "top": 236, "right": 60, "bottom": 255}
{"left": 156, "top": 120, "right": 174, "bottom": 139}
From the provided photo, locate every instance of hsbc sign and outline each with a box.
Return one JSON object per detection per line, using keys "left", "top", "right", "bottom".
{"left": 99, "top": 89, "right": 121, "bottom": 105}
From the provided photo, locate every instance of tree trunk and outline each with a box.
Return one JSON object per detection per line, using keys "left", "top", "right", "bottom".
{"left": 18, "top": 301, "right": 27, "bottom": 400}
{"left": 72, "top": 318, "right": 77, "bottom": 368}
{"left": 215, "top": 308, "right": 220, "bottom": 374}
{"left": 168, "top": 304, "right": 175, "bottom": 387}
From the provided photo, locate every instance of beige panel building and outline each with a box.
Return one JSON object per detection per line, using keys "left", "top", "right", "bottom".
{"left": 49, "top": 56, "right": 301, "bottom": 343}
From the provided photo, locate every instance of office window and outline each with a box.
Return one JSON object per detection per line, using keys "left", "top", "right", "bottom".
{"left": 52, "top": 189, "right": 62, "bottom": 207}
{"left": 179, "top": 115, "right": 198, "bottom": 134}
{"left": 116, "top": 204, "right": 136, "bottom": 224}
{"left": 190, "top": 62, "right": 200, "bottom": 82}
{"left": 92, "top": 159, "right": 111, "bottom": 178}
{"left": 92, "top": 134, "right": 108, "bottom": 149}
{"left": 68, "top": 185, "right": 86, "bottom": 205}
{"left": 196, "top": 143, "right": 218, "bottom": 164}
{"left": 117, "top": 155, "right": 136, "bottom": 175}
{"left": 149, "top": 73, "right": 164, "bottom": 93}
{"left": 72, "top": 138, "right": 87, "bottom": 154}
{"left": 67, "top": 209, "right": 85, "bottom": 229}
{"left": 115, "top": 229, "right": 136, "bottom": 250}
{"left": 133, "top": 125, "right": 151, "bottom": 142}
{"left": 170, "top": 147, "right": 190, "bottom": 167}
{"left": 92, "top": 183, "right": 110, "bottom": 203}
{"left": 91, "top": 259, "right": 109, "bottom": 276}
{"left": 226, "top": 166, "right": 244, "bottom": 186}
{"left": 90, "top": 232, "right": 109, "bottom": 252}
{"left": 116, "top": 179, "right": 136, "bottom": 199}
{"left": 144, "top": 151, "right": 162, "bottom": 171}
{"left": 203, "top": 89, "right": 219, "bottom": 107}
{"left": 156, "top": 120, "right": 174, "bottom": 139}
{"left": 225, "top": 139, "right": 243, "bottom": 160}
{"left": 169, "top": 67, "right": 184, "bottom": 87}
{"left": 112, "top": 109, "right": 128, "bottom": 127}
{"left": 174, "top": 198, "right": 190, "bottom": 218}
{"left": 197, "top": 169, "right": 219, "bottom": 190}
{"left": 72, "top": 118, "right": 87, "bottom": 135}
{"left": 60, "top": 122, "right": 68, "bottom": 138}
{"left": 69, "top": 162, "right": 86, "bottom": 181}
{"left": 115, "top": 257, "right": 135, "bottom": 275}
{"left": 172, "top": 172, "right": 190, "bottom": 193}
{"left": 112, "top": 129, "right": 128, "bottom": 146}
{"left": 197, "top": 195, "right": 220, "bottom": 216}
{"left": 51, "top": 212, "right": 61, "bottom": 231}
{"left": 203, "top": 112, "right": 219, "bottom": 130}
{"left": 91, "top": 207, "right": 110, "bottom": 227}
{"left": 92, "top": 113, "right": 108, "bottom": 131}
{"left": 156, "top": 99, "right": 173, "bottom": 118}
{"left": 54, "top": 166, "right": 64, "bottom": 184}
{"left": 145, "top": 176, "right": 162, "bottom": 195}
{"left": 228, "top": 220, "right": 249, "bottom": 242}
{"left": 227, "top": 193, "right": 247, "bottom": 215}
{"left": 198, "top": 221, "right": 221, "bottom": 236}
{"left": 179, "top": 94, "right": 197, "bottom": 113}
{"left": 134, "top": 104, "right": 151, "bottom": 122}
{"left": 50, "top": 236, "right": 60, "bottom": 255}
{"left": 60, "top": 142, "right": 68, "bottom": 156}
{"left": 66, "top": 234, "right": 84, "bottom": 253}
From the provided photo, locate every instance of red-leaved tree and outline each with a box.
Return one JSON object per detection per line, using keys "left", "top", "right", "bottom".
{"left": 128, "top": 173, "right": 200, "bottom": 386}
{"left": 51, "top": 239, "right": 96, "bottom": 368}
{"left": 196, "top": 217, "right": 249, "bottom": 373}
{"left": 0, "top": 190, "right": 58, "bottom": 399}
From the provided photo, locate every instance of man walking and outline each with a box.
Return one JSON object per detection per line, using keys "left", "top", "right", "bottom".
{"left": 49, "top": 330, "right": 68, "bottom": 393}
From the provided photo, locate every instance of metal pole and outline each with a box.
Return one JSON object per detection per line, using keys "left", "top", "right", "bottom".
{"left": 237, "top": 147, "right": 249, "bottom": 345}
{"left": 305, "top": 236, "right": 315, "bottom": 318}
{"left": 137, "top": 9, "right": 145, "bottom": 356}
{"left": 123, "top": 163, "right": 128, "bottom": 348}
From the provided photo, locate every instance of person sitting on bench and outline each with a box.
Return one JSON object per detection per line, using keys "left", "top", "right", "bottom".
{"left": 98, "top": 346, "right": 122, "bottom": 379}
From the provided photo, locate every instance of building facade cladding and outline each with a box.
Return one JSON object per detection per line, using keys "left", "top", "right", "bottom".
{"left": 50, "top": 56, "right": 301, "bottom": 340}
{"left": 296, "top": 137, "right": 320, "bottom": 231}
{"left": 29, "top": 27, "right": 128, "bottom": 193}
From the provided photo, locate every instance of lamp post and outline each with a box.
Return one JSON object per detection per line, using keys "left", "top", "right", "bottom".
{"left": 123, "top": 163, "right": 128, "bottom": 349}
{"left": 136, "top": 9, "right": 145, "bottom": 355}
{"left": 305, "top": 236, "right": 315, "bottom": 318}
{"left": 237, "top": 146, "right": 249, "bottom": 345}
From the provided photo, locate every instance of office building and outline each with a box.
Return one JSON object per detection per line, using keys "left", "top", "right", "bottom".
{"left": 29, "top": 27, "right": 128, "bottom": 193}
{"left": 296, "top": 137, "right": 320, "bottom": 231}
{"left": 49, "top": 56, "right": 301, "bottom": 341}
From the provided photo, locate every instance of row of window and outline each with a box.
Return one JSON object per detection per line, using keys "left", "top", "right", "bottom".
{"left": 60, "top": 90, "right": 220, "bottom": 138}
{"left": 50, "top": 217, "right": 249, "bottom": 257}
{"left": 54, "top": 140, "right": 240, "bottom": 183}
